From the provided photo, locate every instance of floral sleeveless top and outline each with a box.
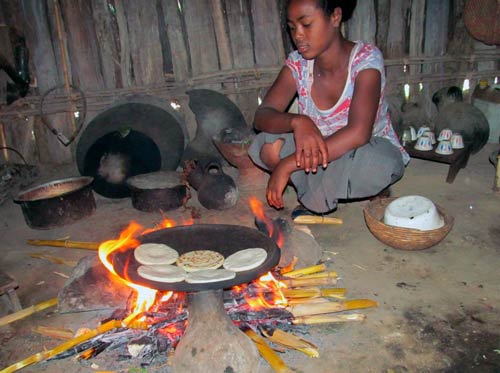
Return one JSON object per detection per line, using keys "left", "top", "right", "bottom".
{"left": 285, "top": 41, "right": 409, "bottom": 164}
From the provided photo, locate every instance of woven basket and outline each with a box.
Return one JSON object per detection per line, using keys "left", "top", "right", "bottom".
{"left": 363, "top": 198, "right": 454, "bottom": 251}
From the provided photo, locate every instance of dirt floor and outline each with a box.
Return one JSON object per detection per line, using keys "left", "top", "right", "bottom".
{"left": 0, "top": 144, "right": 499, "bottom": 373}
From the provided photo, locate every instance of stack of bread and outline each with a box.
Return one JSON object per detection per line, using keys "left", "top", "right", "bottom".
{"left": 134, "top": 243, "right": 267, "bottom": 284}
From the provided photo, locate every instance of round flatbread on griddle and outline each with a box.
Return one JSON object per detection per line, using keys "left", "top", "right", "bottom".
{"left": 185, "top": 269, "right": 236, "bottom": 283}
{"left": 134, "top": 243, "right": 179, "bottom": 265}
{"left": 176, "top": 250, "right": 224, "bottom": 272}
{"left": 223, "top": 248, "right": 267, "bottom": 272}
{"left": 137, "top": 264, "right": 187, "bottom": 283}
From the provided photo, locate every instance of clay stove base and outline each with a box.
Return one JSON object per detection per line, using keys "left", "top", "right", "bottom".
{"left": 172, "top": 289, "right": 260, "bottom": 373}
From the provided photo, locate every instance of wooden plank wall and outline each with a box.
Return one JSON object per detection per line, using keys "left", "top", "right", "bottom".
{"left": 0, "top": 0, "right": 498, "bottom": 166}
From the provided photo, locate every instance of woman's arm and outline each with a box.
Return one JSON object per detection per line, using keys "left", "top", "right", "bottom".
{"left": 254, "top": 66, "right": 300, "bottom": 133}
{"left": 255, "top": 66, "right": 329, "bottom": 171}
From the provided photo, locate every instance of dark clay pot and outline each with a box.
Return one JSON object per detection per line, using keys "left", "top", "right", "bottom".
{"left": 126, "top": 171, "right": 187, "bottom": 212}
{"left": 197, "top": 162, "right": 239, "bottom": 210}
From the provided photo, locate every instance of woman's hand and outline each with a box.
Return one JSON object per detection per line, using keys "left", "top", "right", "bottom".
{"left": 291, "top": 115, "right": 328, "bottom": 172}
{"left": 266, "top": 162, "right": 293, "bottom": 209}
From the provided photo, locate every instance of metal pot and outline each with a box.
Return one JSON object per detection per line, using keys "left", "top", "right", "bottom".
{"left": 126, "top": 171, "right": 187, "bottom": 212}
{"left": 14, "top": 176, "right": 95, "bottom": 229}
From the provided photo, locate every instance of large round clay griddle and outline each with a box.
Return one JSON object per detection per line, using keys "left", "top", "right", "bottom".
{"left": 111, "top": 224, "right": 280, "bottom": 292}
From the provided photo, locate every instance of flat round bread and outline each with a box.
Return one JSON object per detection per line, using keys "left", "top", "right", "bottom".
{"left": 134, "top": 243, "right": 179, "bottom": 265}
{"left": 176, "top": 250, "right": 224, "bottom": 272}
{"left": 186, "top": 269, "right": 236, "bottom": 283}
{"left": 137, "top": 264, "right": 187, "bottom": 283}
{"left": 223, "top": 248, "right": 267, "bottom": 272}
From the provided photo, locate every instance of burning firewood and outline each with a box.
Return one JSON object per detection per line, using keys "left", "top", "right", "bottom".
{"left": 281, "top": 263, "right": 326, "bottom": 277}
{"left": 1, "top": 319, "right": 122, "bottom": 372}
{"left": 244, "top": 329, "right": 293, "bottom": 373}
{"left": 261, "top": 327, "right": 319, "bottom": 358}
{"left": 287, "top": 299, "right": 378, "bottom": 317}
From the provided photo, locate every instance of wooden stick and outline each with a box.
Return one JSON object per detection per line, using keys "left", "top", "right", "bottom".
{"left": 29, "top": 253, "right": 77, "bottom": 267}
{"left": 281, "top": 277, "right": 337, "bottom": 288}
{"left": 282, "top": 264, "right": 326, "bottom": 278}
{"left": 299, "top": 271, "right": 338, "bottom": 280}
{"left": 244, "top": 329, "right": 292, "bottom": 373}
{"left": 288, "top": 299, "right": 378, "bottom": 317}
{"left": 262, "top": 328, "right": 319, "bottom": 358}
{"left": 320, "top": 288, "right": 347, "bottom": 299}
{"left": 283, "top": 288, "right": 347, "bottom": 301}
{"left": 0, "top": 298, "right": 58, "bottom": 328}
{"left": 0, "top": 122, "right": 9, "bottom": 162}
{"left": 32, "top": 326, "right": 73, "bottom": 340}
{"left": 52, "top": 0, "right": 76, "bottom": 134}
{"left": 293, "top": 215, "right": 343, "bottom": 225}
{"left": 1, "top": 320, "right": 121, "bottom": 373}
{"left": 293, "top": 313, "right": 367, "bottom": 325}
{"left": 283, "top": 287, "right": 321, "bottom": 299}
{"left": 494, "top": 155, "right": 500, "bottom": 192}
{"left": 287, "top": 297, "right": 330, "bottom": 306}
{"left": 27, "top": 239, "right": 99, "bottom": 250}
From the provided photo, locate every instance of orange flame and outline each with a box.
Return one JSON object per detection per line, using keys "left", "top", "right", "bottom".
{"left": 243, "top": 272, "right": 288, "bottom": 310}
{"left": 98, "top": 221, "right": 157, "bottom": 319}
{"left": 98, "top": 217, "right": 192, "bottom": 320}
{"left": 248, "top": 196, "right": 284, "bottom": 248}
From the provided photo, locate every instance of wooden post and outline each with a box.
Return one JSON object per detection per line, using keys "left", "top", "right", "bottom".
{"left": 90, "top": 0, "right": 120, "bottom": 89}
{"left": 113, "top": 0, "right": 133, "bottom": 88}
{"left": 21, "top": 0, "right": 72, "bottom": 164}
{"left": 347, "top": 0, "right": 376, "bottom": 44}
{"left": 251, "top": 0, "right": 285, "bottom": 66}
{"left": 495, "top": 155, "right": 500, "bottom": 193}
{"left": 385, "top": 0, "right": 409, "bottom": 95}
{"left": 122, "top": 0, "right": 164, "bottom": 86}
{"left": 408, "top": 0, "right": 425, "bottom": 103}
{"left": 0, "top": 122, "right": 9, "bottom": 162}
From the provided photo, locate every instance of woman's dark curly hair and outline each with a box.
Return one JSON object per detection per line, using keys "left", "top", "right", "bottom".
{"left": 288, "top": 0, "right": 357, "bottom": 22}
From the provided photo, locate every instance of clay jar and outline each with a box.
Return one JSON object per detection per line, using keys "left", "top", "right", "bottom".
{"left": 197, "top": 162, "right": 239, "bottom": 210}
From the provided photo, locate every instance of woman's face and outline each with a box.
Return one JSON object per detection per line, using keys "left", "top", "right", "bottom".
{"left": 287, "top": 0, "right": 340, "bottom": 59}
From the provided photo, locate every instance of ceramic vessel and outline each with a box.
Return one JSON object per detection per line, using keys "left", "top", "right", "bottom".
{"left": 423, "top": 130, "right": 437, "bottom": 144}
{"left": 409, "top": 126, "right": 418, "bottom": 141}
{"left": 450, "top": 133, "right": 464, "bottom": 149}
{"left": 383, "top": 195, "right": 445, "bottom": 231}
{"left": 417, "top": 126, "right": 431, "bottom": 138}
{"left": 401, "top": 129, "right": 412, "bottom": 146}
{"left": 436, "top": 140, "right": 454, "bottom": 155}
{"left": 438, "top": 128, "right": 453, "bottom": 141}
{"left": 414, "top": 135, "right": 433, "bottom": 151}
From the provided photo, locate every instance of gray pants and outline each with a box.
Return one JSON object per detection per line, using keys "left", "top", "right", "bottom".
{"left": 248, "top": 132, "right": 405, "bottom": 213}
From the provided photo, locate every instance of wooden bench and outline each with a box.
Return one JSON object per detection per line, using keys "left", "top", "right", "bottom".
{"left": 404, "top": 142, "right": 473, "bottom": 183}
